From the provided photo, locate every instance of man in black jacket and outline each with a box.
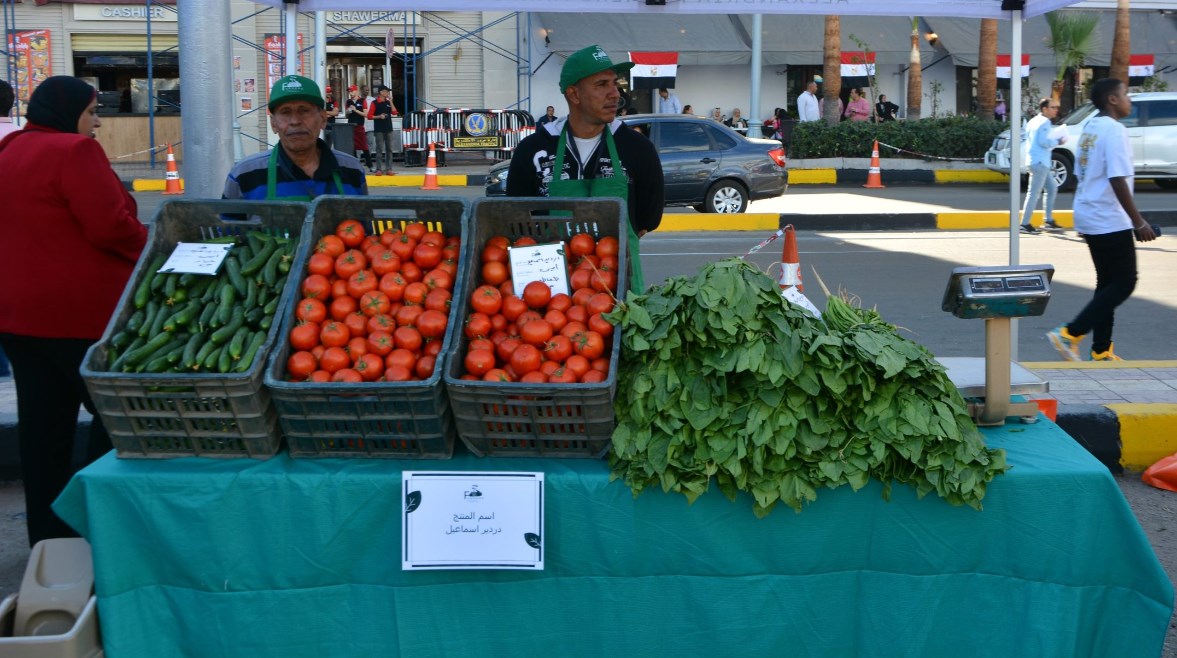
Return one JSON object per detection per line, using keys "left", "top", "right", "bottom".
{"left": 507, "top": 45, "right": 664, "bottom": 236}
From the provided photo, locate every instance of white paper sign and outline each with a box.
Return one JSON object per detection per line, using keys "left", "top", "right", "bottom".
{"left": 402, "top": 471, "right": 544, "bottom": 570}
{"left": 158, "top": 242, "right": 233, "bottom": 276}
{"left": 508, "top": 243, "right": 570, "bottom": 298}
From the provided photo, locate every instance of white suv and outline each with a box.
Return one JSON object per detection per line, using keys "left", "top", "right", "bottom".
{"left": 983, "top": 91, "right": 1177, "bottom": 190}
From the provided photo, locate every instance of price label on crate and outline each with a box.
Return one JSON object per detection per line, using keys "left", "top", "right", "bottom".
{"left": 402, "top": 471, "right": 544, "bottom": 571}
{"left": 508, "top": 242, "right": 569, "bottom": 298}
{"left": 158, "top": 242, "right": 233, "bottom": 276}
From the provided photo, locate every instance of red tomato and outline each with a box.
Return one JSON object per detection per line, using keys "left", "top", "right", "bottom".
{"left": 509, "top": 344, "right": 543, "bottom": 375}
{"left": 421, "top": 230, "right": 446, "bottom": 247}
{"left": 367, "top": 314, "right": 395, "bottom": 335}
{"left": 469, "top": 337, "right": 495, "bottom": 353}
{"left": 560, "top": 321, "right": 588, "bottom": 339}
{"left": 515, "top": 310, "right": 543, "bottom": 328}
{"left": 319, "top": 346, "right": 351, "bottom": 373}
{"left": 573, "top": 330, "right": 606, "bottom": 360}
{"left": 400, "top": 261, "right": 423, "bottom": 284}
{"left": 370, "top": 250, "right": 402, "bottom": 276}
{"left": 383, "top": 366, "right": 413, "bottom": 382}
{"left": 366, "top": 331, "right": 394, "bottom": 356}
{"left": 346, "top": 336, "right": 368, "bottom": 360}
{"left": 591, "top": 357, "right": 609, "bottom": 372}
{"left": 308, "top": 370, "right": 332, "bottom": 383}
{"left": 287, "top": 351, "right": 318, "bottom": 380}
{"left": 316, "top": 234, "right": 346, "bottom": 258}
{"left": 346, "top": 269, "right": 378, "bottom": 298}
{"left": 425, "top": 288, "right": 452, "bottom": 314}
{"left": 522, "top": 281, "right": 552, "bottom": 309}
{"left": 378, "top": 272, "right": 407, "bottom": 302}
{"left": 540, "top": 360, "right": 561, "bottom": 376}
{"left": 520, "top": 370, "right": 548, "bottom": 383}
{"left": 520, "top": 319, "right": 553, "bottom": 347}
{"left": 565, "top": 354, "right": 591, "bottom": 380}
{"left": 486, "top": 235, "right": 510, "bottom": 251}
{"left": 385, "top": 349, "right": 417, "bottom": 372}
{"left": 482, "top": 261, "right": 509, "bottom": 286}
{"left": 548, "top": 293, "right": 572, "bottom": 313}
{"left": 307, "top": 252, "right": 335, "bottom": 277}
{"left": 513, "top": 236, "right": 537, "bottom": 247}
{"left": 379, "top": 228, "right": 401, "bottom": 247}
{"left": 501, "top": 295, "right": 527, "bottom": 322}
{"left": 301, "top": 274, "right": 331, "bottom": 300}
{"left": 335, "top": 219, "right": 366, "bottom": 248}
{"left": 320, "top": 321, "right": 350, "bottom": 348}
{"left": 489, "top": 313, "right": 507, "bottom": 333}
{"left": 549, "top": 365, "right": 578, "bottom": 384}
{"left": 569, "top": 233, "right": 596, "bottom": 258}
{"left": 591, "top": 269, "right": 618, "bottom": 293}
{"left": 389, "top": 235, "right": 418, "bottom": 262}
{"left": 565, "top": 305, "right": 588, "bottom": 324}
{"left": 423, "top": 339, "right": 443, "bottom": 357}
{"left": 587, "top": 292, "right": 616, "bottom": 316}
{"left": 596, "top": 236, "right": 619, "bottom": 259}
{"left": 332, "top": 368, "right": 364, "bottom": 383}
{"left": 394, "top": 326, "right": 423, "bottom": 352}
{"left": 543, "top": 334, "right": 573, "bottom": 363}
{"left": 465, "top": 312, "right": 492, "bottom": 339}
{"left": 570, "top": 269, "right": 592, "bottom": 292}
{"left": 581, "top": 369, "right": 606, "bottom": 383}
{"left": 289, "top": 321, "right": 321, "bottom": 351}
{"left": 481, "top": 244, "right": 508, "bottom": 263}
{"left": 415, "top": 354, "right": 437, "bottom": 379}
{"left": 571, "top": 287, "right": 596, "bottom": 307}
{"left": 363, "top": 240, "right": 386, "bottom": 263}
{"left": 334, "top": 249, "right": 367, "bottom": 279}
{"left": 395, "top": 304, "right": 424, "bottom": 328}
{"left": 496, "top": 337, "right": 522, "bottom": 363}
{"left": 360, "top": 291, "right": 392, "bottom": 317}
{"left": 404, "top": 222, "right": 427, "bottom": 242}
{"left": 417, "top": 309, "right": 449, "bottom": 340}
{"left": 422, "top": 269, "right": 452, "bottom": 291}
{"left": 403, "top": 282, "right": 430, "bottom": 306}
{"left": 575, "top": 254, "right": 601, "bottom": 271}
{"left": 331, "top": 278, "right": 349, "bottom": 300}
{"left": 589, "top": 313, "right": 614, "bottom": 337}
{"left": 295, "top": 297, "right": 327, "bottom": 324}
{"left": 465, "top": 348, "right": 496, "bottom": 376}
{"left": 343, "top": 312, "right": 369, "bottom": 338}
{"left": 354, "top": 353, "right": 385, "bottom": 381}
{"left": 470, "top": 285, "right": 503, "bottom": 315}
{"left": 412, "top": 242, "right": 443, "bottom": 270}
{"left": 483, "top": 368, "right": 512, "bottom": 383}
{"left": 330, "top": 295, "right": 358, "bottom": 321}
{"left": 543, "top": 309, "right": 567, "bottom": 332}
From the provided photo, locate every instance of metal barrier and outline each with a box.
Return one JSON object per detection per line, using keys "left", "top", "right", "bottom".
{"left": 401, "top": 109, "right": 535, "bottom": 166}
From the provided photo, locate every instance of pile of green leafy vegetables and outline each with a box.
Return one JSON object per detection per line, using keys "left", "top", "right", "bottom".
{"left": 605, "top": 258, "right": 1007, "bottom": 517}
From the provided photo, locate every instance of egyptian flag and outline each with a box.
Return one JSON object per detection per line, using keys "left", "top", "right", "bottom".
{"left": 1129, "top": 54, "right": 1155, "bottom": 86}
{"left": 629, "top": 52, "right": 678, "bottom": 90}
{"left": 996, "top": 54, "right": 1030, "bottom": 89}
{"left": 840, "top": 52, "right": 875, "bottom": 90}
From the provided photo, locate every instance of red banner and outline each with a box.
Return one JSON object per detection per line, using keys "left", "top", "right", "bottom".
{"left": 264, "top": 33, "right": 306, "bottom": 106}
{"left": 8, "top": 30, "right": 53, "bottom": 103}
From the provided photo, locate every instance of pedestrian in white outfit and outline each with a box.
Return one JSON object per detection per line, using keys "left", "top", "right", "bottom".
{"left": 797, "top": 82, "right": 820, "bottom": 122}
{"left": 1020, "top": 98, "right": 1067, "bottom": 234}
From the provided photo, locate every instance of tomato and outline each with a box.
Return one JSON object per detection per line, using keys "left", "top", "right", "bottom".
{"left": 343, "top": 312, "right": 369, "bottom": 338}
{"left": 470, "top": 285, "right": 503, "bottom": 315}
{"left": 315, "top": 234, "right": 346, "bottom": 258}
{"left": 435, "top": 257, "right": 458, "bottom": 278}
{"left": 548, "top": 293, "right": 572, "bottom": 313}
{"left": 320, "top": 321, "right": 350, "bottom": 348}
{"left": 596, "top": 236, "right": 619, "bottom": 259}
{"left": 335, "top": 249, "right": 367, "bottom": 279}
{"left": 571, "top": 287, "right": 596, "bottom": 307}
{"left": 489, "top": 313, "right": 507, "bottom": 333}
{"left": 370, "top": 250, "right": 402, "bottom": 276}
{"left": 573, "top": 330, "right": 606, "bottom": 360}
{"left": 310, "top": 345, "right": 325, "bottom": 361}
{"left": 417, "top": 309, "right": 448, "bottom": 340}
{"left": 482, "top": 261, "right": 509, "bottom": 286}
{"left": 367, "top": 314, "right": 395, "bottom": 335}
{"left": 331, "top": 278, "right": 349, "bottom": 300}
{"left": 481, "top": 244, "right": 508, "bottom": 264}
{"left": 540, "top": 360, "right": 561, "bottom": 376}
{"left": 520, "top": 319, "right": 553, "bottom": 347}
{"left": 575, "top": 254, "right": 601, "bottom": 271}
{"left": 424, "top": 288, "right": 452, "bottom": 314}
{"left": 587, "top": 292, "right": 616, "bottom": 316}
{"left": 499, "top": 280, "right": 515, "bottom": 299}
{"left": 516, "top": 310, "right": 543, "bottom": 328}
{"left": 319, "top": 346, "right": 351, "bottom": 373}
{"left": 423, "top": 339, "right": 443, "bottom": 357}
{"left": 332, "top": 368, "right": 364, "bottom": 383}
{"left": 483, "top": 368, "right": 512, "bottom": 383}
{"left": 600, "top": 256, "right": 619, "bottom": 272}
{"left": 354, "top": 353, "right": 385, "bottom": 382}
{"left": 379, "top": 228, "right": 401, "bottom": 247}
{"left": 413, "top": 242, "right": 443, "bottom": 270}
{"left": 496, "top": 337, "right": 522, "bottom": 363}
{"left": 420, "top": 230, "right": 446, "bottom": 247}
{"left": 383, "top": 366, "right": 413, "bottom": 382}
{"left": 404, "top": 222, "right": 427, "bottom": 242}
{"left": 520, "top": 370, "right": 548, "bottom": 383}
{"left": 400, "top": 261, "right": 423, "bottom": 284}
{"left": 514, "top": 236, "right": 537, "bottom": 247}
{"left": 465, "top": 312, "right": 492, "bottom": 339}
{"left": 295, "top": 297, "right": 327, "bottom": 324}
{"left": 509, "top": 343, "right": 543, "bottom": 375}
{"left": 335, "top": 219, "right": 366, "bottom": 248}
{"left": 564, "top": 354, "right": 591, "bottom": 380}
{"left": 360, "top": 290, "right": 392, "bottom": 317}
{"left": 385, "top": 349, "right": 417, "bottom": 372}
{"left": 486, "top": 235, "right": 510, "bottom": 251}
{"left": 287, "top": 351, "right": 318, "bottom": 380}
{"left": 378, "top": 272, "right": 407, "bottom": 302}
{"left": 363, "top": 241, "right": 386, "bottom": 263}
{"left": 591, "top": 357, "right": 609, "bottom": 372}
{"left": 543, "top": 334, "right": 573, "bottom": 363}
{"left": 395, "top": 304, "right": 424, "bottom": 328}
{"left": 569, "top": 233, "right": 596, "bottom": 258}
{"left": 301, "top": 274, "right": 331, "bottom": 300}
{"left": 543, "top": 309, "right": 567, "bottom": 332}
{"left": 346, "top": 336, "right": 368, "bottom": 360}
{"left": 589, "top": 313, "right": 614, "bottom": 337}
{"left": 366, "top": 330, "right": 394, "bottom": 356}
{"left": 307, "top": 252, "right": 335, "bottom": 277}
{"left": 290, "top": 321, "right": 321, "bottom": 351}
{"left": 501, "top": 295, "right": 528, "bottom": 322}
{"left": 468, "top": 337, "right": 495, "bottom": 353}
{"left": 346, "top": 269, "right": 378, "bottom": 298}
{"left": 389, "top": 235, "right": 418, "bottom": 262}
{"left": 570, "top": 268, "right": 592, "bottom": 292}
{"left": 591, "top": 269, "right": 618, "bottom": 294}
{"left": 330, "top": 295, "right": 358, "bottom": 321}
{"left": 308, "top": 370, "right": 332, "bottom": 383}
{"left": 465, "top": 348, "right": 496, "bottom": 376}
{"left": 549, "top": 365, "right": 578, "bottom": 384}
{"left": 415, "top": 354, "right": 437, "bottom": 379}
{"left": 581, "top": 369, "right": 606, "bottom": 383}
{"left": 522, "top": 281, "right": 552, "bottom": 309}
{"left": 560, "top": 320, "right": 588, "bottom": 339}
{"left": 423, "top": 269, "right": 453, "bottom": 291}
{"left": 394, "top": 326, "right": 423, "bottom": 352}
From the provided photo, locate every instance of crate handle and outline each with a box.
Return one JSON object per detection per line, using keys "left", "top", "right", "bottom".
{"left": 328, "top": 395, "right": 380, "bottom": 403}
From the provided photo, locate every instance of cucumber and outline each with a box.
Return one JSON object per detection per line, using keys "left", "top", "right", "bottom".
{"left": 228, "top": 327, "right": 250, "bottom": 360}
{"left": 163, "top": 272, "right": 179, "bottom": 300}
{"left": 217, "top": 345, "right": 233, "bottom": 373}
{"left": 182, "top": 333, "right": 207, "bottom": 370}
{"left": 139, "top": 301, "right": 160, "bottom": 338}
{"left": 225, "top": 257, "right": 248, "bottom": 298}
{"left": 111, "top": 330, "right": 134, "bottom": 351}
{"left": 198, "top": 302, "right": 218, "bottom": 332}
{"left": 241, "top": 239, "right": 278, "bottom": 277}
{"left": 125, "top": 309, "right": 146, "bottom": 335}
{"left": 216, "top": 282, "right": 237, "bottom": 326}
{"left": 202, "top": 345, "right": 224, "bottom": 370}
{"left": 179, "top": 273, "right": 198, "bottom": 288}
{"left": 134, "top": 254, "right": 168, "bottom": 309}
{"left": 144, "top": 341, "right": 188, "bottom": 373}
{"left": 261, "top": 247, "right": 284, "bottom": 288}
{"left": 210, "top": 312, "right": 245, "bottom": 345}
{"left": 193, "top": 337, "right": 219, "bottom": 370}
{"left": 259, "top": 315, "right": 273, "bottom": 332}
{"left": 277, "top": 243, "right": 295, "bottom": 275}
{"left": 244, "top": 306, "right": 265, "bottom": 329}
{"left": 203, "top": 236, "right": 238, "bottom": 244}
{"left": 147, "top": 299, "right": 170, "bottom": 337}
{"left": 163, "top": 300, "right": 200, "bottom": 332}
{"left": 121, "top": 331, "right": 174, "bottom": 368}
{"left": 243, "top": 280, "right": 259, "bottom": 310}
{"left": 168, "top": 286, "right": 188, "bottom": 306}
{"left": 234, "top": 331, "right": 268, "bottom": 372}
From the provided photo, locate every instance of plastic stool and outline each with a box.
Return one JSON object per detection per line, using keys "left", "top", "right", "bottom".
{"left": 0, "top": 593, "right": 104, "bottom": 657}
{"left": 14, "top": 539, "right": 94, "bottom": 637}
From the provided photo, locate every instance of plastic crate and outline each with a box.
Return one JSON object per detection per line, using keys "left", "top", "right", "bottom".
{"left": 443, "top": 197, "right": 628, "bottom": 459}
{"left": 264, "top": 196, "right": 469, "bottom": 459}
{"left": 80, "top": 200, "right": 310, "bottom": 459}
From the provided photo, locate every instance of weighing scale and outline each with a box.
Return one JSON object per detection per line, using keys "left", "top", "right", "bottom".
{"left": 939, "top": 265, "right": 1054, "bottom": 426}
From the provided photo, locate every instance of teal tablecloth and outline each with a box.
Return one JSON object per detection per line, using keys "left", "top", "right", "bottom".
{"left": 55, "top": 420, "right": 1173, "bottom": 658}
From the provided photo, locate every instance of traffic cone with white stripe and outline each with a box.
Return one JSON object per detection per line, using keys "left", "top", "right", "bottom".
{"left": 162, "top": 144, "right": 183, "bottom": 195}
{"left": 864, "top": 140, "right": 885, "bottom": 189}
{"left": 420, "top": 142, "right": 441, "bottom": 191}
{"left": 779, "top": 224, "right": 803, "bottom": 293}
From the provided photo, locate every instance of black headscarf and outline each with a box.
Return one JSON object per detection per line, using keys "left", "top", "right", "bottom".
{"left": 26, "top": 76, "right": 96, "bottom": 134}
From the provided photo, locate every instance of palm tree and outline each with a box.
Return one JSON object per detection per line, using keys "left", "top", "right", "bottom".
{"left": 906, "top": 17, "right": 922, "bottom": 120}
{"left": 977, "top": 19, "right": 998, "bottom": 121}
{"left": 1109, "top": 0, "right": 1131, "bottom": 85}
{"left": 822, "top": 15, "right": 842, "bottom": 125}
{"left": 1044, "top": 11, "right": 1101, "bottom": 106}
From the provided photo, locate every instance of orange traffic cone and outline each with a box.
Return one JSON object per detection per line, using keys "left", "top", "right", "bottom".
{"left": 863, "top": 140, "right": 885, "bottom": 189}
{"left": 162, "top": 144, "right": 183, "bottom": 195}
{"left": 420, "top": 143, "right": 441, "bottom": 191}
{"left": 778, "top": 224, "right": 803, "bottom": 293}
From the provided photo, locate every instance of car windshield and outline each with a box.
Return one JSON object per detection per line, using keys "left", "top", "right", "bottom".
{"left": 1060, "top": 102, "right": 1098, "bottom": 126}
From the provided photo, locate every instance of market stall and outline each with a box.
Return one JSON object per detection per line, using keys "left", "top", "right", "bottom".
{"left": 53, "top": 420, "right": 1172, "bottom": 657}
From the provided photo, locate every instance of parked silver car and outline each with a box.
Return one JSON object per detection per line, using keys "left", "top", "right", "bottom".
{"left": 486, "top": 114, "right": 787, "bottom": 213}
{"left": 984, "top": 92, "right": 1177, "bottom": 190}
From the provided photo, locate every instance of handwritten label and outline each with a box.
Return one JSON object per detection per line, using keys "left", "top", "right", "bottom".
{"left": 158, "top": 242, "right": 232, "bottom": 276}
{"left": 508, "top": 243, "right": 569, "bottom": 298}
{"left": 402, "top": 471, "right": 544, "bottom": 570}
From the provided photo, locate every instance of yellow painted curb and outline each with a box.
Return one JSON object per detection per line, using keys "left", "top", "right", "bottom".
{"left": 934, "top": 170, "right": 1009, "bottom": 184}
{"left": 1106, "top": 403, "right": 1177, "bottom": 470}
{"left": 1021, "top": 360, "right": 1177, "bottom": 370}
{"left": 936, "top": 210, "right": 1074, "bottom": 230}
{"left": 132, "top": 179, "right": 184, "bottom": 192}
{"left": 366, "top": 175, "right": 467, "bottom": 187}
{"left": 658, "top": 213, "right": 780, "bottom": 232}
{"left": 787, "top": 169, "right": 836, "bottom": 185}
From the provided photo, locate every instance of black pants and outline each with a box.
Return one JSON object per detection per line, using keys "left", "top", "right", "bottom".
{"left": 1067, "top": 229, "right": 1138, "bottom": 354}
{"left": 0, "top": 334, "right": 111, "bottom": 547}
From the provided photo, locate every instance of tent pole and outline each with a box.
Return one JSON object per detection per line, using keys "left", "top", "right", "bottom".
{"left": 178, "top": 0, "right": 235, "bottom": 198}
{"left": 1008, "top": 10, "right": 1024, "bottom": 359}
{"left": 314, "top": 11, "right": 326, "bottom": 91}
{"left": 285, "top": 3, "right": 299, "bottom": 75}
{"left": 750, "top": 14, "right": 762, "bottom": 129}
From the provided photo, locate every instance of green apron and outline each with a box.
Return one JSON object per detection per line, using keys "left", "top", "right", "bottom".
{"left": 267, "top": 147, "right": 345, "bottom": 201}
{"left": 548, "top": 126, "right": 645, "bottom": 293}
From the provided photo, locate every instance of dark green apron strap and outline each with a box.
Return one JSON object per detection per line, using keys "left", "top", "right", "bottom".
{"left": 266, "top": 147, "right": 345, "bottom": 201}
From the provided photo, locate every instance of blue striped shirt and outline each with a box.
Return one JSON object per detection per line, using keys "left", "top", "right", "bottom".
{"left": 223, "top": 140, "right": 368, "bottom": 200}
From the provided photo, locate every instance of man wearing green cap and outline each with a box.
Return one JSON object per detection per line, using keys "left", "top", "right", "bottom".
{"left": 507, "top": 45, "right": 664, "bottom": 292}
{"left": 224, "top": 74, "right": 368, "bottom": 200}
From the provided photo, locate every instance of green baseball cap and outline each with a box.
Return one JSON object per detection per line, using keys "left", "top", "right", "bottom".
{"left": 559, "top": 45, "right": 635, "bottom": 93}
{"left": 268, "top": 74, "right": 325, "bottom": 111}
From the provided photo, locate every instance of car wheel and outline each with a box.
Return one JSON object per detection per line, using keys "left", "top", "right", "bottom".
{"left": 703, "top": 180, "right": 748, "bottom": 214}
{"left": 1155, "top": 179, "right": 1177, "bottom": 190}
{"left": 1051, "top": 152, "right": 1075, "bottom": 190}
{"left": 692, "top": 204, "right": 707, "bottom": 213}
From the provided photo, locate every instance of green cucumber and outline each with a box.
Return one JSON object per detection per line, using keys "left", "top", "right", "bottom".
{"left": 147, "top": 299, "right": 170, "bottom": 337}
{"left": 182, "top": 333, "right": 207, "bottom": 370}
{"left": 193, "top": 337, "right": 219, "bottom": 370}
{"left": 163, "top": 272, "right": 179, "bottom": 300}
{"left": 202, "top": 345, "right": 224, "bottom": 370}
{"left": 163, "top": 300, "right": 200, "bottom": 332}
{"left": 198, "top": 302, "right": 218, "bottom": 332}
{"left": 210, "top": 312, "right": 245, "bottom": 345}
{"left": 125, "top": 309, "right": 146, "bottom": 335}
{"left": 134, "top": 254, "right": 168, "bottom": 309}
{"left": 228, "top": 327, "right": 250, "bottom": 360}
{"left": 203, "top": 236, "right": 238, "bottom": 244}
{"left": 121, "top": 331, "right": 174, "bottom": 368}
{"left": 217, "top": 345, "right": 233, "bottom": 373}
{"left": 139, "top": 301, "right": 160, "bottom": 338}
{"left": 243, "top": 280, "right": 259, "bottom": 310}
{"left": 225, "top": 257, "right": 248, "bottom": 298}
{"left": 216, "top": 282, "right": 237, "bottom": 326}
{"left": 234, "top": 331, "right": 268, "bottom": 372}
{"left": 241, "top": 239, "right": 278, "bottom": 277}
{"left": 111, "top": 330, "right": 134, "bottom": 351}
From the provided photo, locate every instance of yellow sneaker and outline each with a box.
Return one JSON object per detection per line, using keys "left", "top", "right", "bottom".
{"left": 1090, "top": 344, "right": 1123, "bottom": 361}
{"left": 1046, "top": 325, "right": 1084, "bottom": 361}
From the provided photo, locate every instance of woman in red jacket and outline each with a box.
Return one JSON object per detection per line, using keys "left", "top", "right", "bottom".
{"left": 0, "top": 76, "right": 148, "bottom": 547}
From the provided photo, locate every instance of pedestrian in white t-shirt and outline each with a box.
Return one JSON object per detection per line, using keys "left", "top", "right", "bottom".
{"left": 1047, "top": 78, "right": 1156, "bottom": 362}
{"left": 1019, "top": 98, "right": 1066, "bottom": 233}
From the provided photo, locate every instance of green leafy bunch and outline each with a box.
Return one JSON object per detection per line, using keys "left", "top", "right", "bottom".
{"left": 606, "top": 259, "right": 1008, "bottom": 517}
